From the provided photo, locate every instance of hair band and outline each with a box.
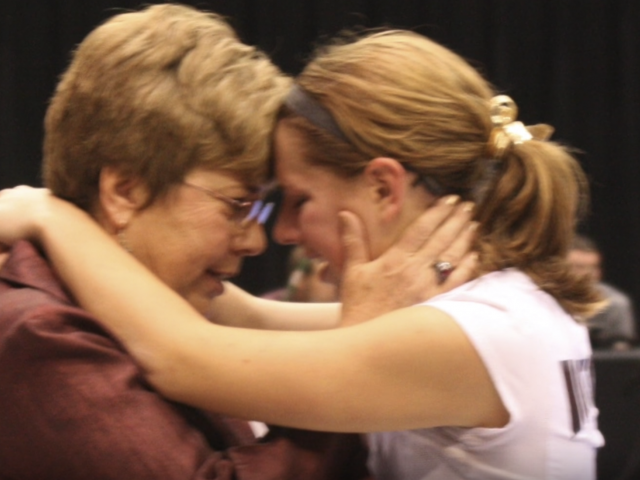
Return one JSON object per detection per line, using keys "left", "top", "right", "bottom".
{"left": 284, "top": 85, "right": 351, "bottom": 144}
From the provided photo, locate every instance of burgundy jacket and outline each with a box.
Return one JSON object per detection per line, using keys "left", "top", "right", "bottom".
{"left": 0, "top": 241, "right": 372, "bottom": 480}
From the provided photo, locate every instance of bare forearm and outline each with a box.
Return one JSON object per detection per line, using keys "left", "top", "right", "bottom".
{"left": 211, "top": 284, "right": 340, "bottom": 330}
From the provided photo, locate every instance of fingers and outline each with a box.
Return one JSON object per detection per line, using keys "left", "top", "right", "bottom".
{"left": 0, "top": 239, "right": 10, "bottom": 266}
{"left": 408, "top": 201, "right": 475, "bottom": 266}
{"left": 441, "top": 251, "right": 478, "bottom": 290}
{"left": 0, "top": 186, "right": 54, "bottom": 245}
{"left": 0, "top": 185, "right": 42, "bottom": 195}
{"left": 431, "top": 217, "right": 478, "bottom": 267}
{"left": 339, "top": 211, "right": 370, "bottom": 269}
{"left": 392, "top": 195, "right": 465, "bottom": 254}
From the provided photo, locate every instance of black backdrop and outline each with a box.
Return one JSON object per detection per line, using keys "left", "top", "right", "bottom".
{"left": 1, "top": 0, "right": 639, "bottom": 300}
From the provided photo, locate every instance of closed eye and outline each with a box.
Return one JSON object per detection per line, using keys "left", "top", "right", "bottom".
{"left": 293, "top": 196, "right": 308, "bottom": 209}
{"left": 281, "top": 194, "right": 308, "bottom": 213}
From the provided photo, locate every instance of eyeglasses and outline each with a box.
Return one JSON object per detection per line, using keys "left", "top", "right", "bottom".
{"left": 182, "top": 182, "right": 275, "bottom": 226}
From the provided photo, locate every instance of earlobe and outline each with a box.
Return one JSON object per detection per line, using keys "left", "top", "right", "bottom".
{"left": 98, "top": 166, "right": 148, "bottom": 233}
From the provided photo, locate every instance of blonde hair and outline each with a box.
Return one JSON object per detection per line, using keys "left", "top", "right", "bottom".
{"left": 44, "top": 4, "right": 290, "bottom": 211}
{"left": 283, "top": 30, "right": 600, "bottom": 318}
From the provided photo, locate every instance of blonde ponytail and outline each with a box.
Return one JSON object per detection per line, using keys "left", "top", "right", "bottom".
{"left": 475, "top": 140, "right": 602, "bottom": 318}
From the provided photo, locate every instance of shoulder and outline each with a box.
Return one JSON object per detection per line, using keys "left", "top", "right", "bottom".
{"left": 599, "top": 282, "right": 633, "bottom": 307}
{"left": 427, "top": 269, "right": 567, "bottom": 323}
{"left": 1, "top": 282, "right": 115, "bottom": 343}
{"left": 0, "top": 273, "right": 130, "bottom": 376}
{"left": 425, "top": 268, "right": 590, "bottom": 364}
{"left": 0, "top": 240, "right": 119, "bottom": 345}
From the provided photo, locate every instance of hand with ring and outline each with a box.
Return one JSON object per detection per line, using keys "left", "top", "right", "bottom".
{"left": 339, "top": 196, "right": 478, "bottom": 326}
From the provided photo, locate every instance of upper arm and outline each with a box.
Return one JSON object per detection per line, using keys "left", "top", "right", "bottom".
{"left": 156, "top": 305, "right": 508, "bottom": 433}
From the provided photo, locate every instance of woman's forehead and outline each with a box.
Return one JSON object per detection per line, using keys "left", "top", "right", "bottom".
{"left": 184, "top": 168, "right": 261, "bottom": 193}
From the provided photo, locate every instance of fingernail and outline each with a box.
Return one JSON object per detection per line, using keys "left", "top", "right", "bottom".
{"left": 462, "top": 202, "right": 475, "bottom": 213}
{"left": 444, "top": 195, "right": 460, "bottom": 206}
{"left": 468, "top": 221, "right": 479, "bottom": 231}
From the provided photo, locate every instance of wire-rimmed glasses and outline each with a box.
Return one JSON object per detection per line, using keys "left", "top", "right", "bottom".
{"left": 182, "top": 182, "right": 274, "bottom": 226}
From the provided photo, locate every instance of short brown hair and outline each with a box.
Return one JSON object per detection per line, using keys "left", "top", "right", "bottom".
{"left": 283, "top": 30, "right": 600, "bottom": 318}
{"left": 44, "top": 4, "right": 290, "bottom": 211}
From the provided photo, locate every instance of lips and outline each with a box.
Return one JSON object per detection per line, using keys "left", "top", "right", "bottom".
{"left": 206, "top": 269, "right": 236, "bottom": 281}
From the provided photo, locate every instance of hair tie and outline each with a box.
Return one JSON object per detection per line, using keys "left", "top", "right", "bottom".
{"left": 487, "top": 95, "right": 554, "bottom": 159}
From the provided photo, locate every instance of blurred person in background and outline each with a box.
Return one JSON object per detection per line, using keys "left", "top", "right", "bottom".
{"left": 568, "top": 234, "right": 636, "bottom": 350}
{"left": 261, "top": 246, "right": 339, "bottom": 303}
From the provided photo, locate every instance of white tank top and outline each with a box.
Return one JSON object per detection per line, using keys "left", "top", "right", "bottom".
{"left": 367, "top": 269, "right": 604, "bottom": 480}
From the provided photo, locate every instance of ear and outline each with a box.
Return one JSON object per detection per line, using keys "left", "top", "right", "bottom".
{"left": 362, "top": 157, "right": 410, "bottom": 221}
{"left": 97, "top": 166, "right": 149, "bottom": 233}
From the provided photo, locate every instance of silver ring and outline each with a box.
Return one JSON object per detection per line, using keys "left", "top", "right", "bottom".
{"left": 433, "top": 261, "right": 454, "bottom": 284}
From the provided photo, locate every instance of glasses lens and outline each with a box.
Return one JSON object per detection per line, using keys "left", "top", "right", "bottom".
{"left": 244, "top": 201, "right": 275, "bottom": 225}
{"left": 257, "top": 202, "right": 274, "bottom": 224}
{"left": 246, "top": 201, "right": 263, "bottom": 222}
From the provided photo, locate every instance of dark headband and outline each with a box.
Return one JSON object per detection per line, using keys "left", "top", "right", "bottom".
{"left": 284, "top": 85, "right": 351, "bottom": 144}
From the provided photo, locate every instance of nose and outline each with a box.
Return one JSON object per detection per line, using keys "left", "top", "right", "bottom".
{"left": 272, "top": 209, "right": 301, "bottom": 246}
{"left": 234, "top": 221, "right": 267, "bottom": 257}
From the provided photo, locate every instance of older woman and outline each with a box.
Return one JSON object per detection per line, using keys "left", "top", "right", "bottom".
{"left": 0, "top": 5, "right": 405, "bottom": 479}
{"left": 0, "top": 28, "right": 593, "bottom": 480}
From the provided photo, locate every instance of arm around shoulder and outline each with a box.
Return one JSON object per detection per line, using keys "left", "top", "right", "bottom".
{"left": 152, "top": 304, "right": 508, "bottom": 433}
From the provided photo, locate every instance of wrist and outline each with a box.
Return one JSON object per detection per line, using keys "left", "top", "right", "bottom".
{"left": 35, "top": 195, "right": 89, "bottom": 247}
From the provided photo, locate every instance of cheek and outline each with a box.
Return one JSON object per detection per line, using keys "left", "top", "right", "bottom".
{"left": 298, "top": 206, "right": 344, "bottom": 265}
{"left": 161, "top": 214, "right": 234, "bottom": 272}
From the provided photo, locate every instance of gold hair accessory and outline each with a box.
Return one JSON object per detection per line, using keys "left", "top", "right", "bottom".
{"left": 487, "top": 95, "right": 554, "bottom": 159}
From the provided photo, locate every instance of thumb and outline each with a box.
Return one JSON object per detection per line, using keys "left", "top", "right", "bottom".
{"left": 339, "top": 211, "right": 370, "bottom": 270}
{"left": 0, "top": 244, "right": 10, "bottom": 267}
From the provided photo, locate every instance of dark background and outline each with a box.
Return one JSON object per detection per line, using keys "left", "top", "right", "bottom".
{"left": 1, "top": 0, "right": 639, "bottom": 300}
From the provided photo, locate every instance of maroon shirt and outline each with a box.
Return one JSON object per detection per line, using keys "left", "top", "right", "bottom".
{"left": 0, "top": 241, "right": 372, "bottom": 480}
